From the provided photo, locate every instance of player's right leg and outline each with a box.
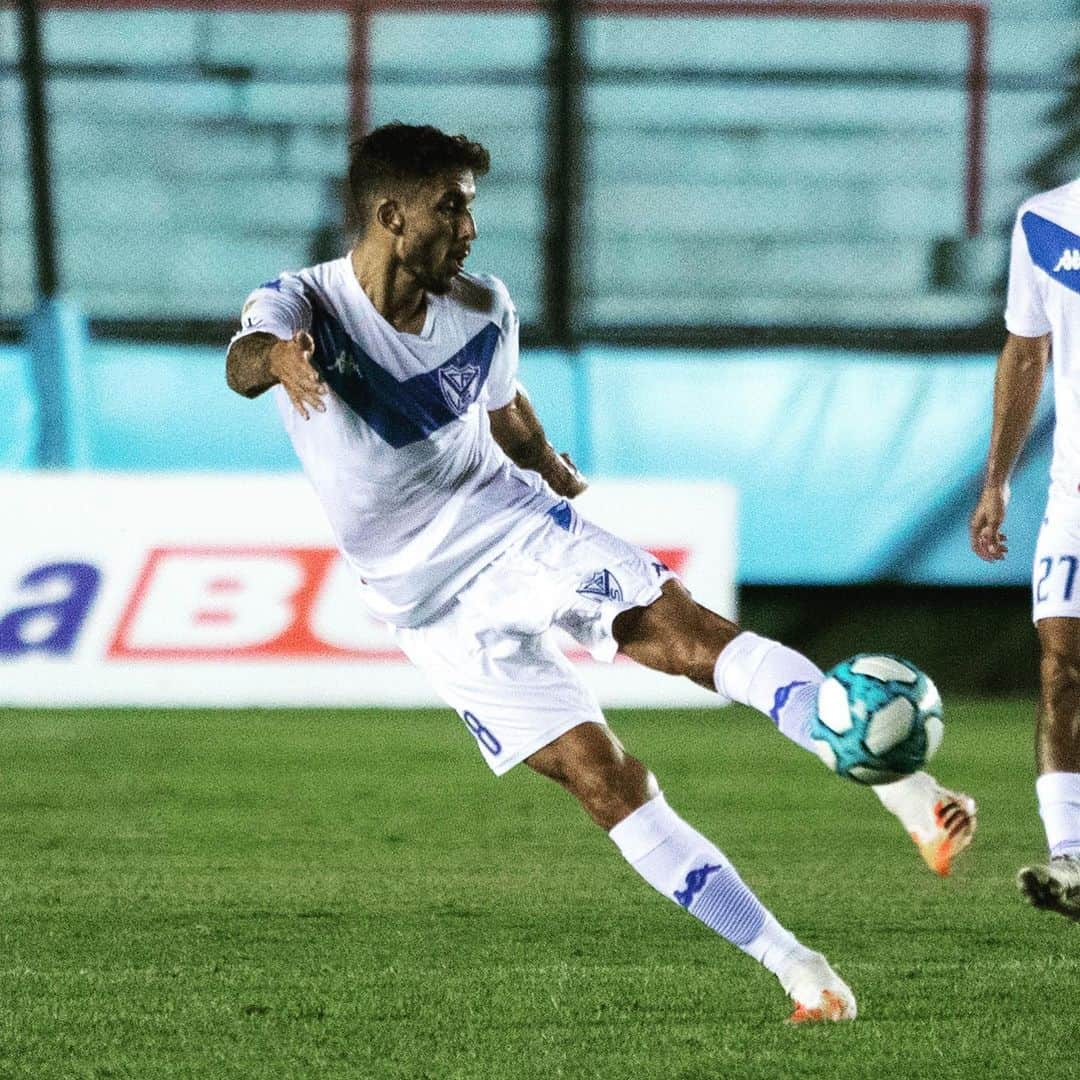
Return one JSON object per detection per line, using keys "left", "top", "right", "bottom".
{"left": 610, "top": 578, "right": 976, "bottom": 875}
{"left": 1017, "top": 615, "right": 1080, "bottom": 920}
{"left": 525, "top": 722, "right": 855, "bottom": 1022}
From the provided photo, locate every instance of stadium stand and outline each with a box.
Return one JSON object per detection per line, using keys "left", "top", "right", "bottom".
{"left": 0, "top": 2, "right": 1074, "bottom": 335}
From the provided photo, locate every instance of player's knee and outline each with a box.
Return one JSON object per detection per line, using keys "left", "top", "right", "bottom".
{"left": 616, "top": 586, "right": 734, "bottom": 683}
{"left": 566, "top": 754, "right": 657, "bottom": 831}
{"left": 664, "top": 618, "right": 730, "bottom": 685}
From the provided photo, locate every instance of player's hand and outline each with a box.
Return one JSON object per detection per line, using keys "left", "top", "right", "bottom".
{"left": 970, "top": 484, "right": 1009, "bottom": 561}
{"left": 269, "top": 331, "right": 327, "bottom": 420}
{"left": 547, "top": 451, "right": 588, "bottom": 499}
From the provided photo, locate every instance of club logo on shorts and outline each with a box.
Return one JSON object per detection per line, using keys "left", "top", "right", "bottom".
{"left": 577, "top": 569, "right": 623, "bottom": 602}
{"left": 438, "top": 363, "right": 480, "bottom": 414}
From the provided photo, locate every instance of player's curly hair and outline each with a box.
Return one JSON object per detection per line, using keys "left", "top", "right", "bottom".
{"left": 347, "top": 122, "right": 490, "bottom": 231}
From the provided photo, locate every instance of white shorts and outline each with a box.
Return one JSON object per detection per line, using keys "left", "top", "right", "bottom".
{"left": 392, "top": 502, "right": 678, "bottom": 775}
{"left": 1033, "top": 505, "right": 1080, "bottom": 623}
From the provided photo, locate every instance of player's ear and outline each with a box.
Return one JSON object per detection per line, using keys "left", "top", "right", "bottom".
{"left": 376, "top": 199, "right": 404, "bottom": 236}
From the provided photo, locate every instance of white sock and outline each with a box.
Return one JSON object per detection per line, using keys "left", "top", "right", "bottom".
{"left": 712, "top": 631, "right": 822, "bottom": 755}
{"left": 608, "top": 793, "right": 814, "bottom": 976}
{"left": 1036, "top": 772, "right": 1080, "bottom": 858}
{"left": 714, "top": 634, "right": 953, "bottom": 821}
{"left": 871, "top": 771, "right": 942, "bottom": 840}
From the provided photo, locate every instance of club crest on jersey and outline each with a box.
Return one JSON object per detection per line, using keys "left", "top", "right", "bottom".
{"left": 438, "top": 363, "right": 480, "bottom": 414}
{"left": 577, "top": 569, "right": 623, "bottom": 602}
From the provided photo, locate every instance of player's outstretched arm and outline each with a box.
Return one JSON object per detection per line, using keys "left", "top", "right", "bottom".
{"left": 970, "top": 331, "right": 1050, "bottom": 562}
{"left": 489, "top": 388, "right": 587, "bottom": 498}
{"left": 225, "top": 331, "right": 327, "bottom": 419}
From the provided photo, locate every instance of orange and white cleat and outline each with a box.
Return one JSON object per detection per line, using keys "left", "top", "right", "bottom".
{"left": 781, "top": 952, "right": 857, "bottom": 1024}
{"left": 874, "top": 773, "right": 977, "bottom": 876}
{"left": 788, "top": 990, "right": 855, "bottom": 1024}
{"left": 911, "top": 793, "right": 978, "bottom": 877}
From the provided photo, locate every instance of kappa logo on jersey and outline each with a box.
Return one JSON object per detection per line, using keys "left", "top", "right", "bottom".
{"left": 577, "top": 569, "right": 623, "bottom": 602}
{"left": 438, "top": 363, "right": 480, "bottom": 414}
{"left": 1054, "top": 249, "right": 1080, "bottom": 272}
{"left": 1023, "top": 212, "right": 1080, "bottom": 294}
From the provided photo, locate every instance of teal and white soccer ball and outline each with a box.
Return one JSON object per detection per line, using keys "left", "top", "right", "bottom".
{"left": 811, "top": 654, "right": 944, "bottom": 785}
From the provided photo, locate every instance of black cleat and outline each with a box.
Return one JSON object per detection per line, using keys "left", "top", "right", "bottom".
{"left": 1017, "top": 855, "right": 1080, "bottom": 921}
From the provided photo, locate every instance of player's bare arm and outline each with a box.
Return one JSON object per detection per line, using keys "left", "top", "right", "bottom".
{"left": 225, "top": 330, "right": 327, "bottom": 418}
{"left": 488, "top": 388, "right": 587, "bottom": 498}
{"left": 970, "top": 331, "right": 1051, "bottom": 561}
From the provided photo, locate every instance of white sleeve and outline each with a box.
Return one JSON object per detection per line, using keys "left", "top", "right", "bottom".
{"left": 484, "top": 280, "right": 520, "bottom": 410}
{"left": 229, "top": 274, "right": 312, "bottom": 345}
{"left": 1005, "top": 209, "right": 1052, "bottom": 337}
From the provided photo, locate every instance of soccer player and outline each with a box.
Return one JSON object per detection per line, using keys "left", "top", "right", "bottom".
{"left": 971, "top": 181, "right": 1080, "bottom": 920}
{"left": 227, "top": 123, "right": 976, "bottom": 1020}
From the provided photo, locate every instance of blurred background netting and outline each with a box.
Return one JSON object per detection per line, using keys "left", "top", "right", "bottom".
{"left": 8, "top": 1, "right": 1074, "bottom": 336}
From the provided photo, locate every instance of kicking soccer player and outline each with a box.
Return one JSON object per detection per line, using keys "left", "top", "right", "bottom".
{"left": 227, "top": 123, "right": 976, "bottom": 1020}
{"left": 971, "top": 181, "right": 1080, "bottom": 920}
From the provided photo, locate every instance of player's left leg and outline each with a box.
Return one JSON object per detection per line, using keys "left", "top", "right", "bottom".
{"left": 393, "top": 550, "right": 853, "bottom": 1020}
{"left": 1017, "top": 616, "right": 1080, "bottom": 919}
{"left": 611, "top": 579, "right": 976, "bottom": 875}
{"left": 525, "top": 721, "right": 855, "bottom": 1022}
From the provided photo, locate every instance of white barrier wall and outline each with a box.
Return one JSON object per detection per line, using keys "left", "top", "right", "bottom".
{"left": 0, "top": 473, "right": 736, "bottom": 707}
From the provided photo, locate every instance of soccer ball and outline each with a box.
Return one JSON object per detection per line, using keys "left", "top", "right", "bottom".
{"left": 810, "top": 654, "right": 944, "bottom": 785}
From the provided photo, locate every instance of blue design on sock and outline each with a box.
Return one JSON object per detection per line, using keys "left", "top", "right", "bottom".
{"left": 674, "top": 862, "right": 725, "bottom": 909}
{"left": 688, "top": 868, "right": 768, "bottom": 947}
{"left": 769, "top": 679, "right": 810, "bottom": 725}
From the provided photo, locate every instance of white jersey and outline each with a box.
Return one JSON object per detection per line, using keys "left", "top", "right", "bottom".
{"left": 1006, "top": 180, "right": 1080, "bottom": 510}
{"left": 231, "top": 256, "right": 553, "bottom": 627}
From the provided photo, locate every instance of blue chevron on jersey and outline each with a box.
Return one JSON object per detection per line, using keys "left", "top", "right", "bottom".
{"left": 305, "top": 293, "right": 501, "bottom": 448}
{"left": 1022, "top": 212, "right": 1080, "bottom": 295}
{"left": 577, "top": 569, "right": 623, "bottom": 602}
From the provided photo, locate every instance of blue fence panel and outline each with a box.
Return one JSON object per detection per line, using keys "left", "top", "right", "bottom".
{"left": 0, "top": 340, "right": 1055, "bottom": 586}
{"left": 0, "top": 345, "right": 37, "bottom": 468}
{"left": 582, "top": 346, "right": 1052, "bottom": 584}
{"left": 84, "top": 342, "right": 295, "bottom": 471}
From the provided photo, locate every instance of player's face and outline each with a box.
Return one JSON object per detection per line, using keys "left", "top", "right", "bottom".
{"left": 399, "top": 170, "right": 478, "bottom": 294}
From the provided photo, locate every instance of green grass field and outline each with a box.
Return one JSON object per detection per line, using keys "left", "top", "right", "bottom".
{"left": 0, "top": 701, "right": 1074, "bottom": 1079}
